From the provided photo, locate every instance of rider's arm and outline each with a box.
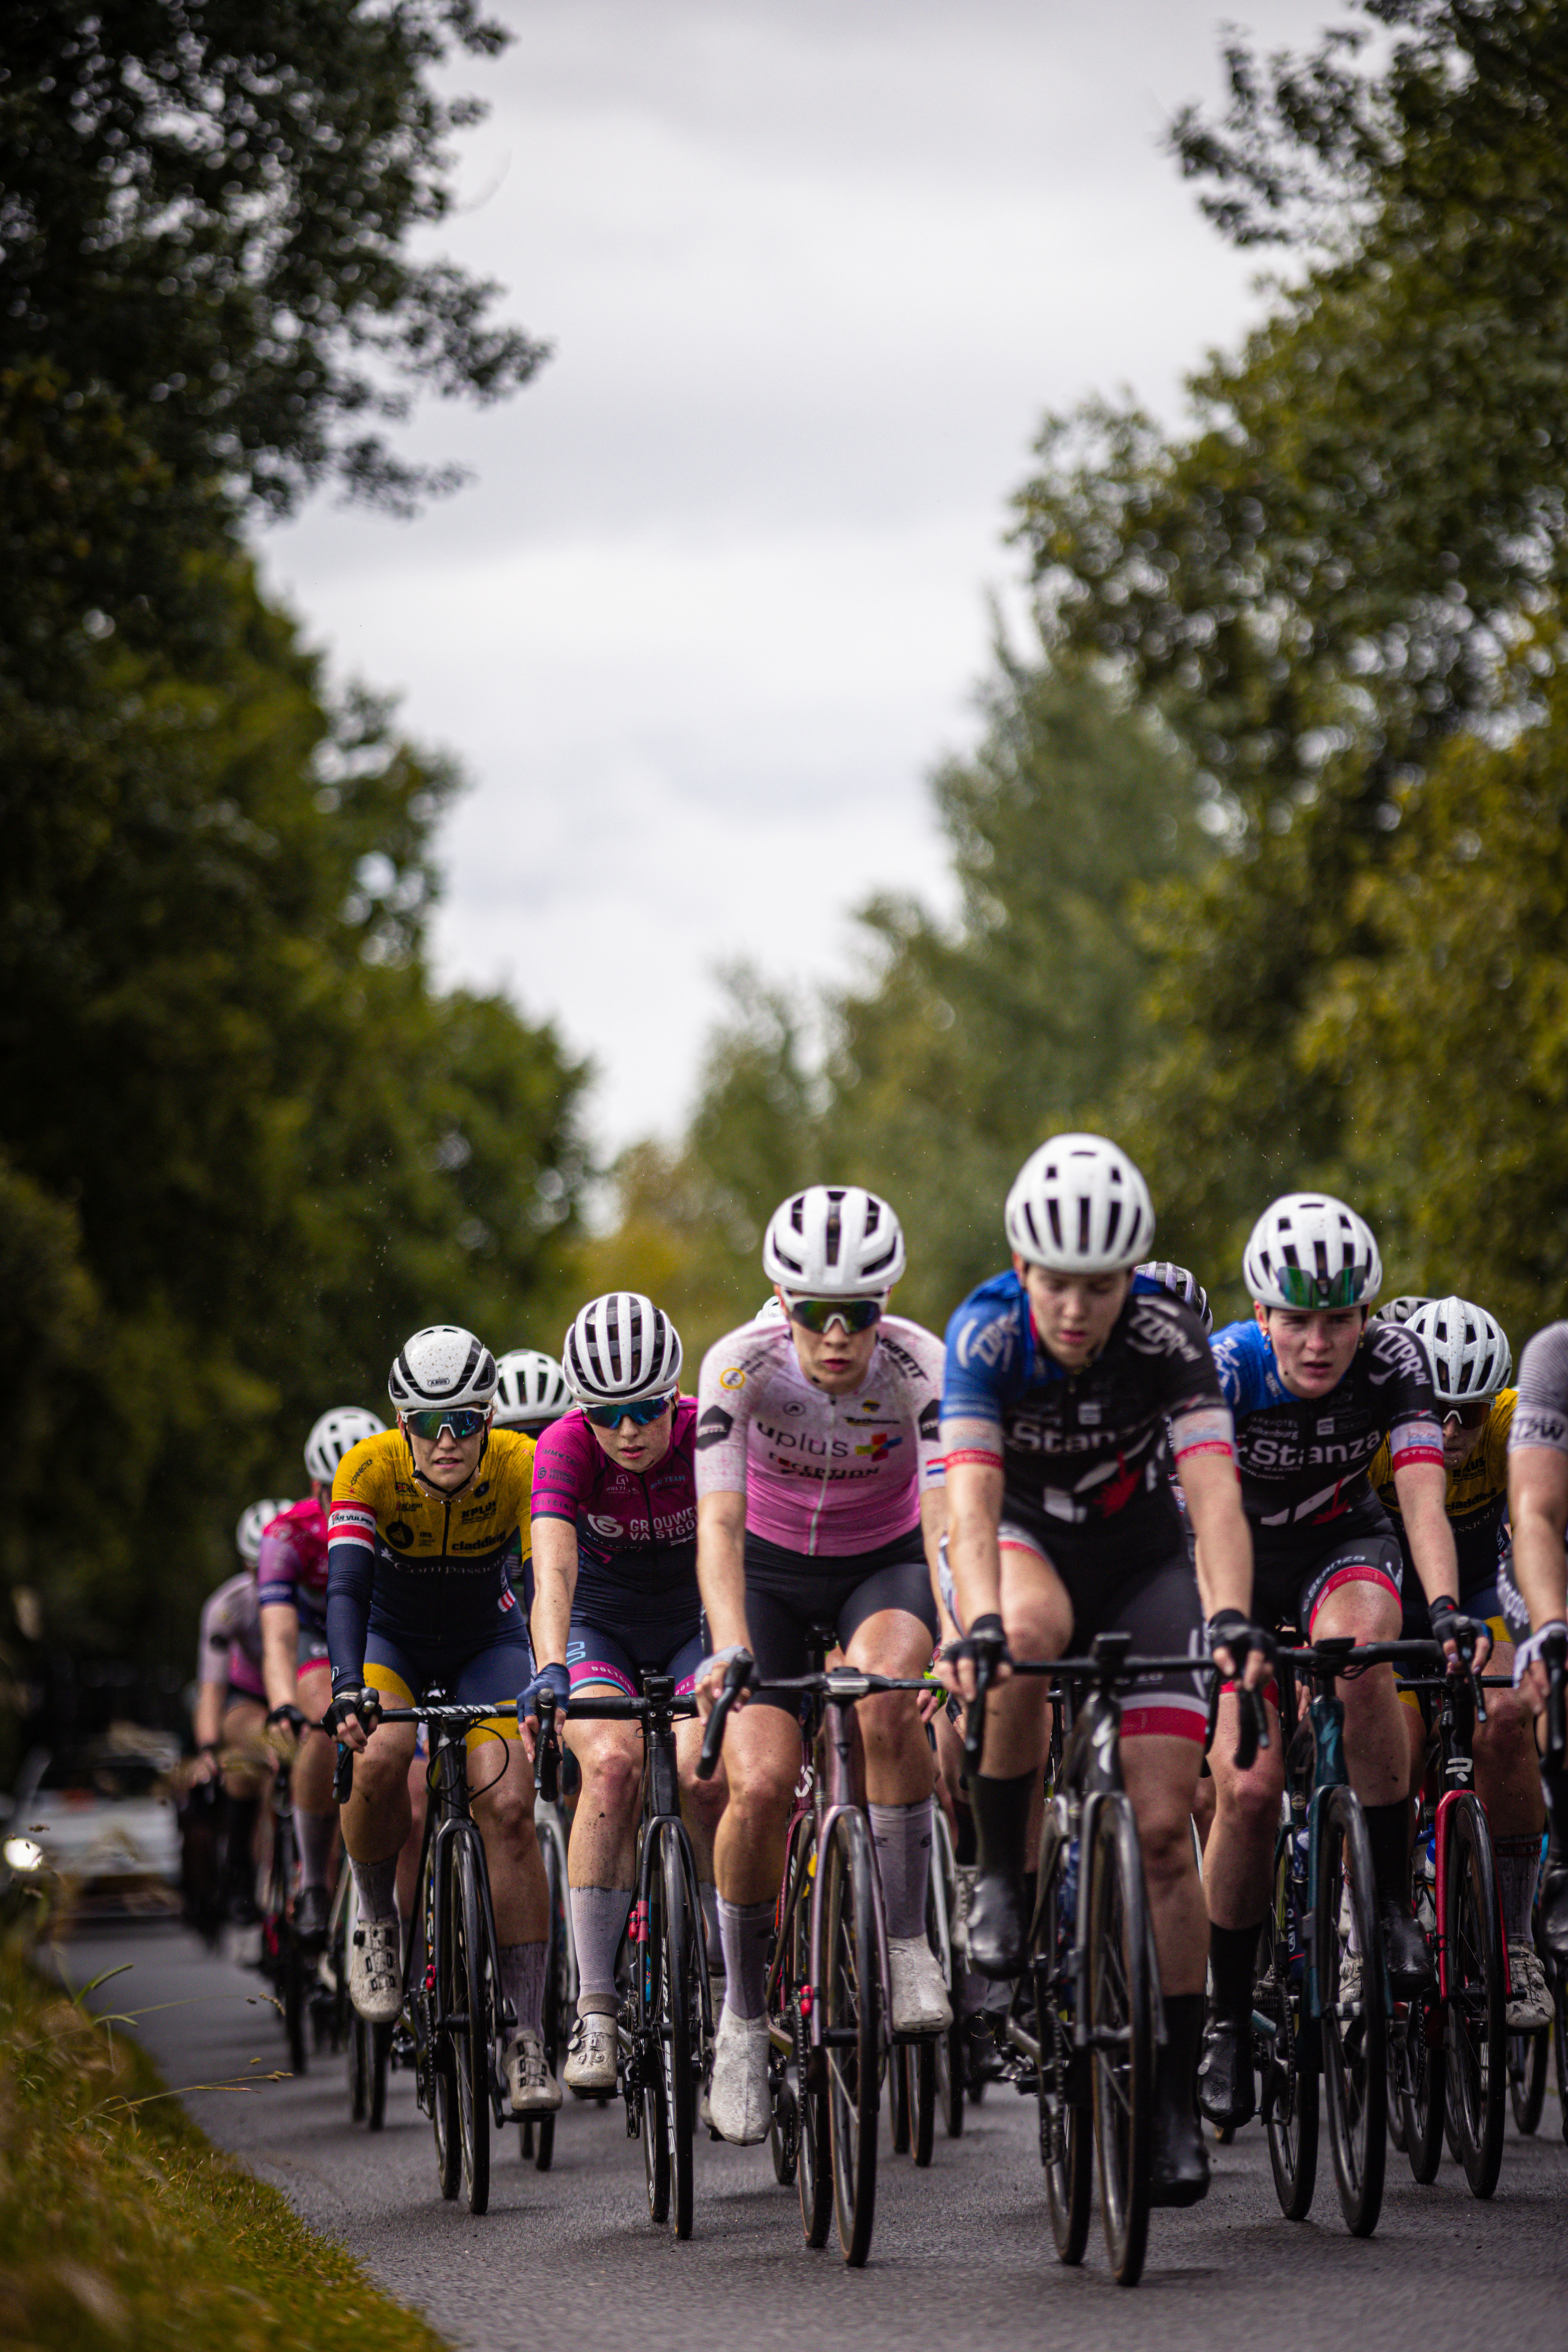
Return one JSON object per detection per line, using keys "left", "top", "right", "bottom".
{"left": 1177, "top": 1428, "right": 1253, "bottom": 1621}
{"left": 259, "top": 1600, "right": 301, "bottom": 1716}
{"left": 918, "top": 1482, "right": 948, "bottom": 1602}
{"left": 695, "top": 1489, "right": 750, "bottom": 1653}
{"left": 529, "top": 1515, "right": 579, "bottom": 1670}
{"left": 1391, "top": 1456, "right": 1462, "bottom": 1610}
{"left": 193, "top": 1675, "right": 224, "bottom": 1749}
{"left": 1509, "top": 1446, "right": 1568, "bottom": 1632}
{"left": 940, "top": 1428, "right": 1005, "bottom": 1630}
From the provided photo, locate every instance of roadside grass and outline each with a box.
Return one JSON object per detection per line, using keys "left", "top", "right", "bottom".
{"left": 0, "top": 1912, "right": 446, "bottom": 2352}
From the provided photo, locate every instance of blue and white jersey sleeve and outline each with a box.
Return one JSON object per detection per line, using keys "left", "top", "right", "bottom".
{"left": 1209, "top": 1319, "right": 1290, "bottom": 1417}
{"left": 942, "top": 1272, "right": 1029, "bottom": 1435}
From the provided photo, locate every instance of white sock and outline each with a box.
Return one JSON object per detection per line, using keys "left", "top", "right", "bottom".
{"left": 572, "top": 1884, "right": 633, "bottom": 2016}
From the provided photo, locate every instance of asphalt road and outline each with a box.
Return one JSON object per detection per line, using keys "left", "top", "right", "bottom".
{"left": 63, "top": 1919, "right": 1567, "bottom": 2352}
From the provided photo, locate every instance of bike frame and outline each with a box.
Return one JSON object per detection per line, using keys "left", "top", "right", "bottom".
{"left": 1419, "top": 1671, "right": 1512, "bottom": 2035}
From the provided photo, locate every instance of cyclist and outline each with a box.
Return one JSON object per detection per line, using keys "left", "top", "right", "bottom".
{"left": 1198, "top": 1195, "right": 1470, "bottom": 2130}
{"left": 528, "top": 1293, "right": 721, "bottom": 2096}
{"left": 938, "top": 1134, "right": 1265, "bottom": 2209}
{"left": 190, "top": 1500, "right": 287, "bottom": 1922}
{"left": 1371, "top": 1297, "right": 1549, "bottom": 2026}
{"left": 256, "top": 1408, "right": 384, "bottom": 1944}
{"left": 325, "top": 1325, "right": 561, "bottom": 2113}
{"left": 1505, "top": 1318, "right": 1568, "bottom": 1966}
{"left": 692, "top": 1184, "right": 951, "bottom": 2144}
{"left": 493, "top": 1348, "right": 574, "bottom": 1437}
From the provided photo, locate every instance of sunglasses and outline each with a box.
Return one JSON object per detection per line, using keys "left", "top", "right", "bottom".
{"left": 1441, "top": 1400, "right": 1490, "bottom": 1430}
{"left": 584, "top": 1394, "right": 675, "bottom": 1430}
{"left": 1273, "top": 1264, "right": 1370, "bottom": 1310}
{"left": 402, "top": 1406, "right": 489, "bottom": 1443}
{"left": 785, "top": 1296, "right": 885, "bottom": 1335}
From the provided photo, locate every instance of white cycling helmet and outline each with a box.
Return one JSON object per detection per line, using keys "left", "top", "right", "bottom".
{"left": 1407, "top": 1296, "right": 1512, "bottom": 1403}
{"left": 562, "top": 1294, "right": 682, "bottom": 1405}
{"left": 387, "top": 1325, "right": 498, "bottom": 1412}
{"left": 1136, "top": 1260, "right": 1212, "bottom": 1334}
{"left": 1243, "top": 1193, "right": 1382, "bottom": 1311}
{"left": 1374, "top": 1294, "right": 1430, "bottom": 1327}
{"left": 753, "top": 1296, "right": 790, "bottom": 1328}
{"left": 236, "top": 1498, "right": 292, "bottom": 1566}
{"left": 1006, "top": 1134, "right": 1153, "bottom": 1272}
{"left": 303, "top": 1406, "right": 386, "bottom": 1485}
{"left": 493, "top": 1348, "right": 573, "bottom": 1428}
{"left": 761, "top": 1185, "right": 906, "bottom": 1294}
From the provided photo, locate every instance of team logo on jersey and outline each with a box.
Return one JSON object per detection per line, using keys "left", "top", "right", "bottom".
{"left": 387, "top": 1520, "right": 414, "bottom": 1548}
{"left": 855, "top": 1432, "right": 902, "bottom": 1461}
{"left": 719, "top": 1367, "right": 746, "bottom": 1391}
{"left": 695, "top": 1406, "right": 734, "bottom": 1450}
{"left": 918, "top": 1398, "right": 940, "bottom": 1443}
{"left": 956, "top": 1316, "right": 1011, "bottom": 1370}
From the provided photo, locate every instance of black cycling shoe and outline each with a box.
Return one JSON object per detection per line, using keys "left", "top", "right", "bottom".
{"left": 295, "top": 1883, "right": 331, "bottom": 1947}
{"left": 1149, "top": 2092, "right": 1211, "bottom": 2208}
{"left": 965, "top": 1866, "right": 1027, "bottom": 1979}
{"left": 1196, "top": 2016, "right": 1256, "bottom": 2129}
{"left": 1381, "top": 1901, "right": 1435, "bottom": 1993}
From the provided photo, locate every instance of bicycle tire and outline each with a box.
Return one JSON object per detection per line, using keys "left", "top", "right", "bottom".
{"left": 1401, "top": 1989, "right": 1445, "bottom": 2183}
{"left": 429, "top": 1843, "right": 462, "bottom": 2201}
{"left": 368, "top": 2021, "right": 390, "bottom": 2131}
{"left": 1086, "top": 1795, "right": 1154, "bottom": 2287}
{"left": 1385, "top": 2027, "right": 1407, "bottom": 2154}
{"left": 886, "top": 2034, "right": 909, "bottom": 2155}
{"left": 1443, "top": 1795, "right": 1504, "bottom": 2198}
{"left": 1035, "top": 1825, "right": 1091, "bottom": 2266}
{"left": 1261, "top": 1831, "right": 1318, "bottom": 2218}
{"left": 1317, "top": 1788, "right": 1386, "bottom": 2237}
{"left": 775, "top": 1823, "right": 829, "bottom": 2244}
{"left": 1553, "top": 1960, "right": 1568, "bottom": 2145}
{"left": 527, "top": 1823, "right": 568, "bottom": 2172}
{"left": 655, "top": 1825, "right": 701, "bottom": 2240}
{"left": 638, "top": 1847, "right": 671, "bottom": 2228}
{"left": 284, "top": 1931, "right": 309, "bottom": 2077}
{"left": 348, "top": 2009, "right": 368, "bottom": 2122}
{"left": 930, "top": 1811, "right": 964, "bottom": 2141}
{"left": 908, "top": 2036, "right": 937, "bottom": 2167}
{"left": 1508, "top": 2027, "right": 1548, "bottom": 2136}
{"left": 823, "top": 1808, "right": 881, "bottom": 2267}
{"left": 452, "top": 1836, "right": 493, "bottom": 2216}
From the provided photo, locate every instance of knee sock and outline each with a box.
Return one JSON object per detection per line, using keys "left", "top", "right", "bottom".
{"left": 500, "top": 1940, "right": 546, "bottom": 2039}
{"left": 717, "top": 1896, "right": 773, "bottom": 2020}
{"left": 1208, "top": 1919, "right": 1263, "bottom": 2024}
{"left": 967, "top": 1770, "right": 1034, "bottom": 1879}
{"left": 296, "top": 1807, "right": 336, "bottom": 1891}
{"left": 1494, "top": 1834, "right": 1543, "bottom": 1944}
{"left": 350, "top": 1853, "right": 399, "bottom": 1926}
{"left": 571, "top": 1885, "right": 633, "bottom": 2017}
{"left": 1363, "top": 1800, "right": 1413, "bottom": 1911}
{"left": 869, "top": 1798, "right": 934, "bottom": 1941}
{"left": 699, "top": 1880, "right": 721, "bottom": 1976}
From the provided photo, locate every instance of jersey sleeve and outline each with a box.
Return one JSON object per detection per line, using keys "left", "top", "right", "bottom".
{"left": 1369, "top": 1322, "right": 1445, "bottom": 1471}
{"left": 882, "top": 1317, "right": 947, "bottom": 1489}
{"left": 530, "top": 1414, "right": 590, "bottom": 1522}
{"left": 1208, "top": 1320, "right": 1276, "bottom": 1414}
{"left": 941, "top": 1283, "right": 1022, "bottom": 1438}
{"left": 1510, "top": 1327, "right": 1568, "bottom": 1456}
{"left": 254, "top": 1519, "right": 300, "bottom": 1613}
{"left": 326, "top": 1447, "right": 381, "bottom": 1691}
{"left": 693, "top": 1327, "right": 758, "bottom": 1496}
{"left": 196, "top": 1580, "right": 238, "bottom": 1686}
{"left": 1124, "top": 1294, "right": 1225, "bottom": 1416}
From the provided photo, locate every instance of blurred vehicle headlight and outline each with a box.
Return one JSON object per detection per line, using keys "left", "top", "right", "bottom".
{"left": 3, "top": 1837, "right": 45, "bottom": 1871}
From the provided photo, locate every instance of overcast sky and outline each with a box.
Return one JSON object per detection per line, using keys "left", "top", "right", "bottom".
{"left": 266, "top": 0, "right": 1340, "bottom": 1155}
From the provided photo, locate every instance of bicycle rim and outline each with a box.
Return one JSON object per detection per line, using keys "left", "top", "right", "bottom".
{"left": 1553, "top": 1962, "right": 1568, "bottom": 2145}
{"left": 785, "top": 1852, "right": 831, "bottom": 2245}
{"left": 368, "top": 2022, "right": 390, "bottom": 2132}
{"left": 886, "top": 2026, "right": 910, "bottom": 2155}
{"left": 909, "top": 2035, "right": 937, "bottom": 2168}
{"left": 431, "top": 1851, "right": 461, "bottom": 2200}
{"left": 1317, "top": 1791, "right": 1385, "bottom": 2237}
{"left": 453, "top": 1839, "right": 492, "bottom": 2216}
{"left": 640, "top": 1854, "right": 671, "bottom": 2226}
{"left": 1510, "top": 2026, "right": 1548, "bottom": 2136}
{"left": 1401, "top": 1988, "right": 1444, "bottom": 2183}
{"left": 824, "top": 1812, "right": 881, "bottom": 2267}
{"left": 1261, "top": 1857, "right": 1319, "bottom": 2220}
{"left": 348, "top": 2012, "right": 368, "bottom": 2124}
{"left": 659, "top": 1828, "right": 700, "bottom": 2240}
{"left": 1087, "top": 1798, "right": 1153, "bottom": 2286}
{"left": 931, "top": 1814, "right": 964, "bottom": 2140}
{"left": 1034, "top": 1832, "right": 1091, "bottom": 2266}
{"left": 1443, "top": 1797, "right": 1504, "bottom": 2198}
{"left": 531, "top": 1828, "right": 567, "bottom": 2172}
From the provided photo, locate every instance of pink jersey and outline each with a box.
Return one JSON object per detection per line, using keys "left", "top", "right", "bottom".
{"left": 694, "top": 1316, "right": 946, "bottom": 1555}
{"left": 255, "top": 1497, "right": 329, "bottom": 1630}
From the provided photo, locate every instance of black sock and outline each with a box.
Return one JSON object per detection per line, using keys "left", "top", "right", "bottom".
{"left": 1364, "top": 1799, "right": 1413, "bottom": 1910}
{"left": 1160, "top": 1991, "right": 1205, "bottom": 2107}
{"left": 967, "top": 1771, "right": 1034, "bottom": 1878}
{"left": 1208, "top": 1920, "right": 1263, "bottom": 2023}
{"left": 953, "top": 1806, "right": 976, "bottom": 1867}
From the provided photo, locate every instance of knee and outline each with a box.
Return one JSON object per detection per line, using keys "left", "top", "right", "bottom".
{"left": 679, "top": 1759, "right": 726, "bottom": 1830}
{"left": 1136, "top": 1805, "right": 1198, "bottom": 1893}
{"left": 477, "top": 1773, "right": 534, "bottom": 1846}
{"left": 1475, "top": 1690, "right": 1534, "bottom": 1767}
{"left": 858, "top": 1690, "right": 915, "bottom": 1757}
{"left": 579, "top": 1744, "right": 642, "bottom": 1822}
{"left": 1215, "top": 1756, "right": 1284, "bottom": 1836}
{"left": 353, "top": 1746, "right": 411, "bottom": 1810}
{"left": 728, "top": 1753, "right": 793, "bottom": 1832}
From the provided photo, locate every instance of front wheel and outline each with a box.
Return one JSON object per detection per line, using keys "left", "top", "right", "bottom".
{"left": 1316, "top": 1790, "right": 1385, "bottom": 2238}
{"left": 1034, "top": 1825, "right": 1091, "bottom": 2267}
{"left": 1261, "top": 1837, "right": 1318, "bottom": 2220}
{"left": 452, "top": 1837, "right": 495, "bottom": 2216}
{"left": 653, "top": 1827, "right": 702, "bottom": 2240}
{"left": 1443, "top": 1795, "right": 1504, "bottom": 2199}
{"left": 1087, "top": 1796, "right": 1154, "bottom": 2288}
{"left": 930, "top": 1810, "right": 964, "bottom": 2142}
{"left": 822, "top": 1809, "right": 882, "bottom": 2267}
{"left": 525, "top": 1818, "right": 569, "bottom": 2172}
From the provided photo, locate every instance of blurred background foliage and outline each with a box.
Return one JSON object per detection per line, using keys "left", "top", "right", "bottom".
{"left": 601, "top": 0, "right": 1568, "bottom": 1357}
{"left": 1, "top": 3, "right": 583, "bottom": 1672}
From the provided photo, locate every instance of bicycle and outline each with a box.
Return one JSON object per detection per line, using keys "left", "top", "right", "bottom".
{"left": 964, "top": 1632, "right": 1258, "bottom": 2289}
{"left": 258, "top": 1750, "right": 310, "bottom": 2077}
{"left": 325, "top": 1862, "right": 390, "bottom": 2129}
{"left": 333, "top": 1694, "right": 520, "bottom": 2216}
{"left": 699, "top": 1636, "right": 942, "bottom": 2268}
{"left": 1250, "top": 1635, "right": 1440, "bottom": 2240}
{"left": 547, "top": 1679, "right": 712, "bottom": 2239}
{"left": 888, "top": 1719, "right": 963, "bottom": 2167}
{"left": 519, "top": 1725, "right": 576, "bottom": 2172}
{"left": 1393, "top": 1644, "right": 1508, "bottom": 2198}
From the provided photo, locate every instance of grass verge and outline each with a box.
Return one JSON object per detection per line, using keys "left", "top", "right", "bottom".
{"left": 0, "top": 1916, "right": 446, "bottom": 2352}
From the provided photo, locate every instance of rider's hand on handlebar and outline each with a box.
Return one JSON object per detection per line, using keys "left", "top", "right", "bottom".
{"left": 1205, "top": 1610, "right": 1276, "bottom": 1692}
{"left": 1429, "top": 1594, "right": 1491, "bottom": 1674}
{"left": 691, "top": 1642, "right": 751, "bottom": 1721}
{"left": 1513, "top": 1621, "right": 1568, "bottom": 1713}
{"left": 325, "top": 1685, "right": 380, "bottom": 1754}
{"left": 516, "top": 1661, "right": 571, "bottom": 1760}
{"left": 940, "top": 1613, "right": 1011, "bottom": 1705}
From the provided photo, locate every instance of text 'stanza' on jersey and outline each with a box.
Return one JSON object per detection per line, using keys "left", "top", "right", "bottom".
{"left": 325, "top": 1425, "right": 535, "bottom": 1690}
{"left": 1211, "top": 1316, "right": 1442, "bottom": 1544}
{"left": 941, "top": 1272, "right": 1232, "bottom": 1570}
{"left": 693, "top": 1316, "right": 945, "bottom": 1554}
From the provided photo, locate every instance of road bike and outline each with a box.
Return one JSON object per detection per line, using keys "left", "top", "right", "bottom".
{"left": 258, "top": 1749, "right": 310, "bottom": 2077}
{"left": 700, "top": 1639, "right": 942, "bottom": 2268}
{"left": 519, "top": 1729, "right": 575, "bottom": 2172}
{"left": 548, "top": 1679, "right": 712, "bottom": 2238}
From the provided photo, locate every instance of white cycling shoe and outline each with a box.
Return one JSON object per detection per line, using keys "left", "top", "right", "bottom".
{"left": 1506, "top": 1942, "right": 1553, "bottom": 2030}
{"left": 347, "top": 1919, "right": 401, "bottom": 2026}
{"left": 701, "top": 2005, "right": 771, "bottom": 2145}
{"left": 505, "top": 2028, "right": 563, "bottom": 2114}
{"left": 888, "top": 1936, "right": 953, "bottom": 2034}
{"left": 564, "top": 2011, "right": 619, "bottom": 2096}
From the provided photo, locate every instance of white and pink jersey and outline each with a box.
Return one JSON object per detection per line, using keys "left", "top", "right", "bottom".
{"left": 695, "top": 1315, "right": 946, "bottom": 1555}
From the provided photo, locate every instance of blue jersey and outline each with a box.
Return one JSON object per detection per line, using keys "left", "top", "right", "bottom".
{"left": 942, "top": 1272, "right": 1228, "bottom": 1573}
{"left": 1210, "top": 1317, "right": 1441, "bottom": 1558}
